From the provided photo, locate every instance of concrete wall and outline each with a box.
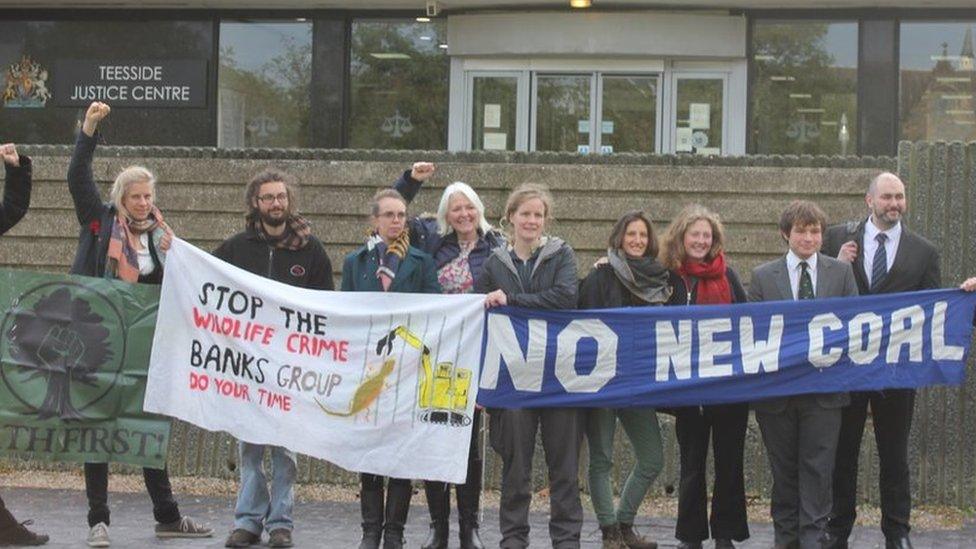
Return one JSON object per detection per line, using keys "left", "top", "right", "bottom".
{"left": 3, "top": 146, "right": 908, "bottom": 503}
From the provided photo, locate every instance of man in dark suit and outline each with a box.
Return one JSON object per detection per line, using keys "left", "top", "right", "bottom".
{"left": 822, "top": 172, "right": 940, "bottom": 549}
{"left": 0, "top": 142, "right": 49, "bottom": 546}
{"left": 750, "top": 200, "right": 858, "bottom": 549}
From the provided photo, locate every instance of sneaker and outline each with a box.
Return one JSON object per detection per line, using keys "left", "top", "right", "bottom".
{"left": 155, "top": 516, "right": 214, "bottom": 538}
{"left": 268, "top": 528, "right": 294, "bottom": 548}
{"left": 0, "top": 518, "right": 49, "bottom": 546}
{"left": 86, "top": 522, "right": 110, "bottom": 547}
{"left": 225, "top": 528, "right": 261, "bottom": 548}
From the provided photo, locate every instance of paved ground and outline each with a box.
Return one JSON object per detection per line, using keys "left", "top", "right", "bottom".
{"left": 1, "top": 486, "right": 972, "bottom": 548}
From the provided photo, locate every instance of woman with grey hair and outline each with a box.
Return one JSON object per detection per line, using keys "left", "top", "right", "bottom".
{"left": 67, "top": 101, "right": 212, "bottom": 547}
{"left": 392, "top": 162, "right": 503, "bottom": 549}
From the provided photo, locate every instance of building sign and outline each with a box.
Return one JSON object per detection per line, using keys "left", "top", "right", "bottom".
{"left": 53, "top": 60, "right": 208, "bottom": 108}
{"left": 3, "top": 56, "right": 52, "bottom": 108}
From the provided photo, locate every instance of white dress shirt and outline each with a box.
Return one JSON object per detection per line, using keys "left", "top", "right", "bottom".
{"left": 786, "top": 249, "right": 818, "bottom": 300}
{"left": 862, "top": 217, "right": 901, "bottom": 287}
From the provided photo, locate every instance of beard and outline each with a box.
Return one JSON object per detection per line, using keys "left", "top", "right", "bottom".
{"left": 259, "top": 208, "right": 288, "bottom": 227}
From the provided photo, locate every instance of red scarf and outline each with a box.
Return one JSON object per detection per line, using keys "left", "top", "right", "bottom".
{"left": 678, "top": 252, "right": 732, "bottom": 305}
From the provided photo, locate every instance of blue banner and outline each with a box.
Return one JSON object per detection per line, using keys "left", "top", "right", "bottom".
{"left": 476, "top": 289, "right": 976, "bottom": 408}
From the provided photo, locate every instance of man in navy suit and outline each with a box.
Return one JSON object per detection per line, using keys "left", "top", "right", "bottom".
{"left": 823, "top": 172, "right": 940, "bottom": 549}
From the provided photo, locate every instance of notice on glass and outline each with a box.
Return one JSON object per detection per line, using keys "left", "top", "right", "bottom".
{"left": 578, "top": 120, "right": 590, "bottom": 134}
{"left": 689, "top": 103, "right": 710, "bottom": 129}
{"left": 483, "top": 132, "right": 508, "bottom": 150}
{"left": 676, "top": 127, "right": 694, "bottom": 152}
{"left": 602, "top": 120, "right": 614, "bottom": 134}
{"left": 483, "top": 104, "right": 501, "bottom": 129}
{"left": 697, "top": 147, "right": 721, "bottom": 156}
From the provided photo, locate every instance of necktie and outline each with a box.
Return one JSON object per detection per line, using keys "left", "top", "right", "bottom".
{"left": 871, "top": 233, "right": 888, "bottom": 292}
{"left": 798, "top": 261, "right": 815, "bottom": 300}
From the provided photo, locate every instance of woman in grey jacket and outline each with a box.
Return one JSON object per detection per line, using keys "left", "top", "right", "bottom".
{"left": 474, "top": 183, "right": 581, "bottom": 549}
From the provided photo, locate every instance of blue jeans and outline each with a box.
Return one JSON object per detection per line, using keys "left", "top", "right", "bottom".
{"left": 234, "top": 442, "right": 297, "bottom": 534}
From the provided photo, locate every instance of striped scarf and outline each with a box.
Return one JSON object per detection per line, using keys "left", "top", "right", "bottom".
{"left": 247, "top": 215, "right": 312, "bottom": 251}
{"left": 106, "top": 206, "right": 171, "bottom": 282}
{"left": 368, "top": 229, "right": 410, "bottom": 291}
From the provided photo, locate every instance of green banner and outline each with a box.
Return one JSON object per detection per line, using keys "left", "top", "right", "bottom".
{"left": 0, "top": 269, "right": 170, "bottom": 468}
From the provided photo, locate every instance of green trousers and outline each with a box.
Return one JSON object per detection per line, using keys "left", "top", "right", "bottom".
{"left": 586, "top": 407, "right": 664, "bottom": 526}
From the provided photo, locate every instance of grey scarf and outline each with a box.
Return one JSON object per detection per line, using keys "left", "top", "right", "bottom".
{"left": 607, "top": 248, "right": 672, "bottom": 304}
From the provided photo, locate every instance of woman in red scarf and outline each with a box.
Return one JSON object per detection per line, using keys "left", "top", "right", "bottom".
{"left": 661, "top": 205, "right": 748, "bottom": 549}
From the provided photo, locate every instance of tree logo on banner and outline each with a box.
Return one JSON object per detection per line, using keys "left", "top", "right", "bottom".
{"left": 0, "top": 283, "right": 126, "bottom": 420}
{"left": 315, "top": 325, "right": 472, "bottom": 427}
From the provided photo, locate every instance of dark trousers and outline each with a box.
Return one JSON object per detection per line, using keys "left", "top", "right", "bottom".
{"left": 829, "top": 389, "right": 915, "bottom": 541}
{"left": 489, "top": 407, "right": 583, "bottom": 549}
{"left": 424, "top": 408, "right": 483, "bottom": 525}
{"left": 674, "top": 403, "right": 750, "bottom": 543}
{"left": 756, "top": 397, "right": 841, "bottom": 549}
{"left": 84, "top": 463, "right": 180, "bottom": 527}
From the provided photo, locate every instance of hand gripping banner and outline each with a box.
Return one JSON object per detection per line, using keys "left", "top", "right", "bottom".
{"left": 145, "top": 239, "right": 485, "bottom": 484}
{"left": 477, "top": 290, "right": 976, "bottom": 408}
{"left": 0, "top": 270, "right": 170, "bottom": 468}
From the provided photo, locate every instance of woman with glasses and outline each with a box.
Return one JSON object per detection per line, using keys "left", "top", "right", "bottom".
{"left": 342, "top": 188, "right": 440, "bottom": 549}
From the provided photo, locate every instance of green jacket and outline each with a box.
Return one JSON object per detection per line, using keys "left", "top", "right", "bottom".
{"left": 341, "top": 243, "right": 442, "bottom": 294}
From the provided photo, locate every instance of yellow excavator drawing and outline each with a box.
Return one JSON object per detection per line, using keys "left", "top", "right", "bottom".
{"left": 316, "top": 325, "right": 472, "bottom": 426}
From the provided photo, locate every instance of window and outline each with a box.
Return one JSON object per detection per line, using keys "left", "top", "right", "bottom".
{"left": 218, "top": 19, "right": 313, "bottom": 148}
{"left": 900, "top": 22, "right": 976, "bottom": 142}
{"left": 751, "top": 20, "right": 858, "bottom": 155}
{"left": 348, "top": 19, "right": 449, "bottom": 149}
{"left": 0, "top": 19, "right": 213, "bottom": 145}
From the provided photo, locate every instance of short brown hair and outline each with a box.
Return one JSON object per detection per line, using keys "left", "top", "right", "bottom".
{"left": 369, "top": 188, "right": 407, "bottom": 217}
{"left": 661, "top": 204, "right": 726, "bottom": 269}
{"left": 608, "top": 210, "right": 658, "bottom": 258}
{"left": 245, "top": 168, "right": 297, "bottom": 222}
{"left": 778, "top": 200, "right": 827, "bottom": 235}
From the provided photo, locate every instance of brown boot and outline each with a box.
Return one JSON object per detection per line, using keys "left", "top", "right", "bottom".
{"left": 600, "top": 524, "right": 626, "bottom": 549}
{"left": 0, "top": 510, "right": 48, "bottom": 546}
{"left": 619, "top": 523, "right": 657, "bottom": 549}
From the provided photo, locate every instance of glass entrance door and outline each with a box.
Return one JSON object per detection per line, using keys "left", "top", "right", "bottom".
{"left": 671, "top": 74, "right": 726, "bottom": 155}
{"left": 532, "top": 74, "right": 594, "bottom": 153}
{"left": 599, "top": 75, "right": 659, "bottom": 154}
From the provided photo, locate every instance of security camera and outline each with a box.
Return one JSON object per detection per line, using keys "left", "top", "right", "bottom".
{"left": 426, "top": 0, "right": 441, "bottom": 17}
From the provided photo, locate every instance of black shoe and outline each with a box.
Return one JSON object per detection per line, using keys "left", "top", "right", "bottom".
{"left": 714, "top": 540, "right": 734, "bottom": 549}
{"left": 885, "top": 536, "right": 914, "bottom": 549}
{"left": 420, "top": 521, "right": 449, "bottom": 549}
{"left": 358, "top": 531, "right": 381, "bottom": 549}
{"left": 675, "top": 542, "right": 703, "bottom": 549}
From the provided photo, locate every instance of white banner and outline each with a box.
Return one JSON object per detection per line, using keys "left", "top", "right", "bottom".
{"left": 145, "top": 239, "right": 485, "bottom": 483}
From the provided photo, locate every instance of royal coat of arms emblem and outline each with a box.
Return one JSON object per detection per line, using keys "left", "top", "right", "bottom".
{"left": 3, "top": 55, "right": 52, "bottom": 108}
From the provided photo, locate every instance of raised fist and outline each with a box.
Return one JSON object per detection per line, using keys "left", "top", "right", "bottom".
{"left": 410, "top": 162, "right": 436, "bottom": 183}
{"left": 0, "top": 143, "right": 18, "bottom": 167}
{"left": 37, "top": 325, "right": 86, "bottom": 372}
{"left": 82, "top": 102, "right": 111, "bottom": 136}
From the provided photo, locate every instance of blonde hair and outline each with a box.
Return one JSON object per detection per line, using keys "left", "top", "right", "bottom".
{"left": 500, "top": 183, "right": 553, "bottom": 239}
{"left": 110, "top": 166, "right": 156, "bottom": 216}
{"left": 661, "top": 204, "right": 726, "bottom": 269}
{"left": 436, "top": 182, "right": 492, "bottom": 236}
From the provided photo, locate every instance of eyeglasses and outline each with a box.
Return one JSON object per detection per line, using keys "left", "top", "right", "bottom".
{"left": 377, "top": 211, "right": 407, "bottom": 220}
{"left": 257, "top": 193, "right": 289, "bottom": 204}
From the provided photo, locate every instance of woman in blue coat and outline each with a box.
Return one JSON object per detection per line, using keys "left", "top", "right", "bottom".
{"left": 342, "top": 188, "right": 440, "bottom": 549}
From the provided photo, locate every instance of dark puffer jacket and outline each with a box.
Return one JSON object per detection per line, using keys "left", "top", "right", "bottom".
{"left": 393, "top": 170, "right": 504, "bottom": 287}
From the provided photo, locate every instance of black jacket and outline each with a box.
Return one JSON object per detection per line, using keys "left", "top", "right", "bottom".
{"left": 822, "top": 219, "right": 940, "bottom": 294}
{"left": 475, "top": 237, "right": 578, "bottom": 309}
{"left": 213, "top": 228, "right": 334, "bottom": 290}
{"left": 67, "top": 131, "right": 126, "bottom": 277}
{"left": 578, "top": 263, "right": 672, "bottom": 309}
{"left": 666, "top": 267, "right": 747, "bottom": 306}
{"left": 1, "top": 154, "right": 32, "bottom": 236}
